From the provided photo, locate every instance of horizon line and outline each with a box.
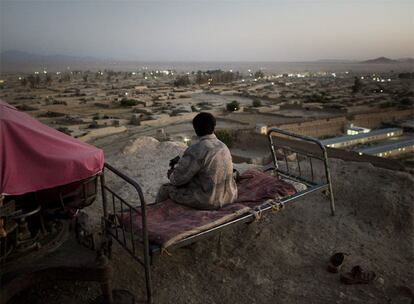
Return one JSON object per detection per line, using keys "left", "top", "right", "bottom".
{"left": 2, "top": 49, "right": 413, "bottom": 64}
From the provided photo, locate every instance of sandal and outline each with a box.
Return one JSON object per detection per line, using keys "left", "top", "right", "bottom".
{"left": 327, "top": 252, "right": 345, "bottom": 273}
{"left": 340, "top": 265, "right": 376, "bottom": 284}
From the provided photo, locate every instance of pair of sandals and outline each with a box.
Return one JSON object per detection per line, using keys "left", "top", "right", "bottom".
{"left": 327, "top": 252, "right": 376, "bottom": 284}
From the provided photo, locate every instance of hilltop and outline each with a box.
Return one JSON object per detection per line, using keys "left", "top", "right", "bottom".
{"left": 104, "top": 137, "right": 414, "bottom": 304}
{"left": 11, "top": 136, "right": 413, "bottom": 304}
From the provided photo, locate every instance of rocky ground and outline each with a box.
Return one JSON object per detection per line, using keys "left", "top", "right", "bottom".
{"left": 9, "top": 137, "right": 414, "bottom": 304}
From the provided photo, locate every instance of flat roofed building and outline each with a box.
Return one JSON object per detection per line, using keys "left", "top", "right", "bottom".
{"left": 346, "top": 126, "right": 371, "bottom": 135}
{"left": 321, "top": 127, "right": 403, "bottom": 148}
{"left": 255, "top": 123, "right": 267, "bottom": 134}
{"left": 356, "top": 137, "right": 414, "bottom": 158}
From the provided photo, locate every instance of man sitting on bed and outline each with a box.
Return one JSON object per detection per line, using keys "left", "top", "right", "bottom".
{"left": 155, "top": 112, "right": 238, "bottom": 210}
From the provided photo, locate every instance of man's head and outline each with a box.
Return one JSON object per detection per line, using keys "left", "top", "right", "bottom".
{"left": 192, "top": 112, "right": 216, "bottom": 137}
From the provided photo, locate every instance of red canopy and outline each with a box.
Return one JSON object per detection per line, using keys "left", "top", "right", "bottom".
{"left": 0, "top": 100, "right": 104, "bottom": 195}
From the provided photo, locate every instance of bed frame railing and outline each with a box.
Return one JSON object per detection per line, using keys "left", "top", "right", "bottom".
{"left": 100, "top": 163, "right": 153, "bottom": 304}
{"left": 267, "top": 127, "right": 335, "bottom": 215}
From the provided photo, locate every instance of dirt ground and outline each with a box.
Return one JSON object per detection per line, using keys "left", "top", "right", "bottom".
{"left": 9, "top": 137, "right": 414, "bottom": 304}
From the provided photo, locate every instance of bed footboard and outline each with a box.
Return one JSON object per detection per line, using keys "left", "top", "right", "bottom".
{"left": 267, "top": 127, "right": 335, "bottom": 216}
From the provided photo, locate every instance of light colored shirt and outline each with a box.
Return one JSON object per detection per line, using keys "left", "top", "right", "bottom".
{"left": 169, "top": 134, "right": 238, "bottom": 209}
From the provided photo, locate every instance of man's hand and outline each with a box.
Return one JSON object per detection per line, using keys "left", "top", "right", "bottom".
{"left": 167, "top": 168, "right": 174, "bottom": 179}
{"left": 169, "top": 156, "right": 180, "bottom": 168}
{"left": 168, "top": 155, "right": 180, "bottom": 179}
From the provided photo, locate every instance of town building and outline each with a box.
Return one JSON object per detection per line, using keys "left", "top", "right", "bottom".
{"left": 321, "top": 128, "right": 403, "bottom": 148}
{"left": 356, "top": 136, "right": 414, "bottom": 158}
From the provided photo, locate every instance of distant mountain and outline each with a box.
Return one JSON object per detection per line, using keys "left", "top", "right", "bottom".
{"left": 361, "top": 57, "right": 398, "bottom": 64}
{"left": 315, "top": 59, "right": 357, "bottom": 63}
{"left": 0, "top": 50, "right": 115, "bottom": 72}
{"left": 0, "top": 50, "right": 104, "bottom": 64}
{"left": 397, "top": 58, "right": 414, "bottom": 64}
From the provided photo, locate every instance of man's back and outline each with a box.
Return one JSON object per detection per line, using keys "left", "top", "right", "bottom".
{"left": 169, "top": 134, "right": 238, "bottom": 209}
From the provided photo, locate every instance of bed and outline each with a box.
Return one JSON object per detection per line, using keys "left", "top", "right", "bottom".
{"left": 100, "top": 127, "right": 335, "bottom": 303}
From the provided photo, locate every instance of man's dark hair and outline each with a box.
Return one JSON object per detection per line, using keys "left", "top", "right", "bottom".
{"left": 192, "top": 112, "right": 216, "bottom": 137}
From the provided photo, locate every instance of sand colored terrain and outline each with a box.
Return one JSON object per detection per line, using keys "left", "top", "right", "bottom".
{"left": 10, "top": 137, "right": 414, "bottom": 304}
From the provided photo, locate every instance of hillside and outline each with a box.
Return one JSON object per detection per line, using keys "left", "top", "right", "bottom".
{"left": 11, "top": 137, "right": 414, "bottom": 304}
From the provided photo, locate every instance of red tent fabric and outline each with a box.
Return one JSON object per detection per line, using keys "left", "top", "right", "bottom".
{"left": 0, "top": 100, "right": 104, "bottom": 195}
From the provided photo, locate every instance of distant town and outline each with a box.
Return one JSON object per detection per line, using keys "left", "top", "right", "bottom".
{"left": 0, "top": 59, "right": 413, "bottom": 169}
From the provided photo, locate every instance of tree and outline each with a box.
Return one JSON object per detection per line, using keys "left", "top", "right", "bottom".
{"left": 20, "top": 77, "right": 28, "bottom": 87}
{"left": 27, "top": 74, "right": 40, "bottom": 88}
{"left": 226, "top": 100, "right": 240, "bottom": 112}
{"left": 61, "top": 73, "right": 71, "bottom": 82}
{"left": 252, "top": 98, "right": 262, "bottom": 107}
{"left": 174, "top": 75, "right": 190, "bottom": 86}
{"left": 120, "top": 98, "right": 139, "bottom": 107}
{"left": 254, "top": 70, "right": 264, "bottom": 78}
{"left": 45, "top": 73, "right": 52, "bottom": 85}
{"left": 352, "top": 77, "right": 363, "bottom": 93}
{"left": 215, "top": 129, "right": 233, "bottom": 148}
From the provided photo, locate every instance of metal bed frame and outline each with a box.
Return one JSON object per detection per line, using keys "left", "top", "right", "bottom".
{"left": 100, "top": 127, "right": 335, "bottom": 303}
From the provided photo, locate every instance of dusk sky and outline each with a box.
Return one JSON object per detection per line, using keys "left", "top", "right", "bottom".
{"left": 1, "top": 0, "right": 413, "bottom": 62}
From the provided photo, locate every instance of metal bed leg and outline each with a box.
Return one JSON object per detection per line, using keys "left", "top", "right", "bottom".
{"left": 144, "top": 257, "right": 153, "bottom": 304}
{"left": 100, "top": 281, "right": 114, "bottom": 304}
{"left": 322, "top": 150, "right": 336, "bottom": 216}
{"left": 141, "top": 205, "right": 153, "bottom": 304}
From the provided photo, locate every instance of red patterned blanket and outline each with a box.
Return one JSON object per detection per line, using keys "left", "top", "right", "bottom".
{"left": 117, "top": 169, "right": 297, "bottom": 248}
{"left": 236, "top": 169, "right": 297, "bottom": 208}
